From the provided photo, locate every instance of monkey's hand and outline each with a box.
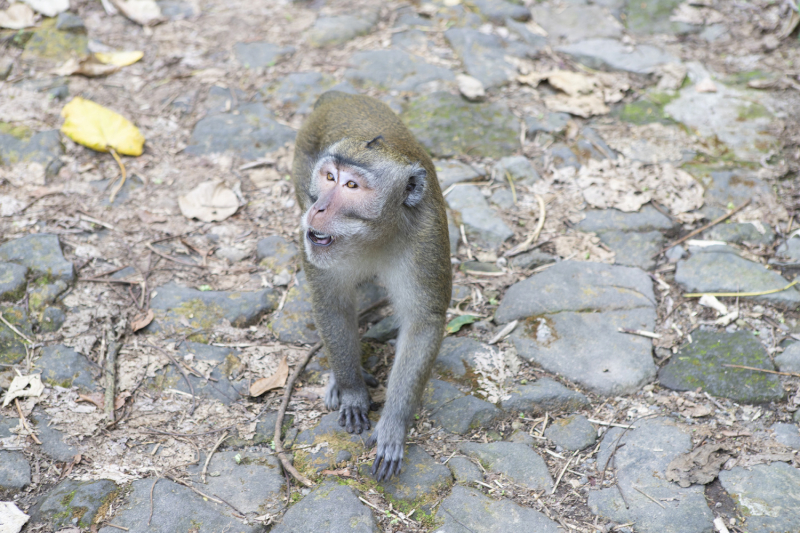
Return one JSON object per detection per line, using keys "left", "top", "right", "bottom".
{"left": 366, "top": 419, "right": 405, "bottom": 481}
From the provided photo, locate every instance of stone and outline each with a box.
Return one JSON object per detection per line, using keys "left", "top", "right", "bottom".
{"left": 214, "top": 245, "right": 249, "bottom": 263}
{"left": 435, "top": 159, "right": 483, "bottom": 189}
{"left": 489, "top": 188, "right": 514, "bottom": 209}
{"left": 363, "top": 315, "right": 399, "bottom": 342}
{"left": 459, "top": 441, "right": 553, "bottom": 491}
{"left": 624, "top": 0, "right": 698, "bottom": 36}
{"left": 306, "top": 10, "right": 379, "bottom": 48}
{"left": 31, "top": 409, "right": 78, "bottom": 461}
{"left": 557, "top": 38, "right": 678, "bottom": 74}
{"left": 187, "top": 451, "right": 284, "bottom": 514}
{"left": 36, "top": 344, "right": 95, "bottom": 390}
{"left": 27, "top": 280, "right": 68, "bottom": 313}
{"left": 0, "top": 262, "right": 27, "bottom": 302}
{"left": 544, "top": 415, "right": 597, "bottom": 451}
{"left": 90, "top": 175, "right": 141, "bottom": 207}
{"left": 497, "top": 262, "right": 657, "bottom": 395}
{"left": 445, "top": 28, "right": 534, "bottom": 89}
{"left": 39, "top": 306, "right": 66, "bottom": 332}
{"left": 665, "top": 245, "right": 686, "bottom": 263}
{"left": 658, "top": 330, "right": 785, "bottom": 403}
{"left": 530, "top": 4, "right": 623, "bottom": 42}
{"left": 156, "top": 0, "right": 195, "bottom": 19}
{"left": 775, "top": 343, "right": 800, "bottom": 373}
{"left": 719, "top": 462, "right": 800, "bottom": 533}
{"left": 471, "top": 0, "right": 530, "bottom": 24}
{"left": 577, "top": 206, "right": 677, "bottom": 233}
{"left": 596, "top": 230, "right": 664, "bottom": 270}
{"left": 31, "top": 479, "right": 117, "bottom": 528}
{"left": 457, "top": 74, "right": 485, "bottom": 101}
{"left": 0, "top": 451, "right": 30, "bottom": 490}
{"left": 227, "top": 410, "right": 294, "bottom": 447}
{"left": 0, "top": 234, "right": 74, "bottom": 283}
{"left": 437, "top": 486, "right": 561, "bottom": 533}
{"left": 501, "top": 378, "right": 590, "bottom": 414}
{"left": 256, "top": 235, "right": 298, "bottom": 271}
{"left": 367, "top": 445, "right": 452, "bottom": 508}
{"left": 589, "top": 418, "right": 714, "bottom": 533}
{"left": 447, "top": 457, "right": 483, "bottom": 484}
{"left": 776, "top": 237, "right": 800, "bottom": 261}
{"left": 505, "top": 17, "right": 548, "bottom": 50}
{"left": 525, "top": 112, "right": 570, "bottom": 136}
{"left": 548, "top": 143, "right": 581, "bottom": 169}
{"left": 0, "top": 129, "right": 63, "bottom": 176}
{"left": 424, "top": 379, "right": 502, "bottom": 434}
{"left": 148, "top": 342, "right": 247, "bottom": 404}
{"left": 403, "top": 92, "right": 519, "bottom": 158}
{"left": 492, "top": 155, "right": 540, "bottom": 185}
{"left": 700, "top": 170, "right": 774, "bottom": 217}
{"left": 265, "top": 72, "right": 357, "bottom": 115}
{"left": 435, "top": 336, "right": 485, "bottom": 378}
{"left": 200, "top": 85, "right": 247, "bottom": 115}
{"left": 294, "top": 412, "right": 373, "bottom": 473}
{"left": 675, "top": 247, "right": 800, "bottom": 309}
{"left": 55, "top": 12, "right": 85, "bottom": 33}
{"left": 97, "top": 478, "right": 261, "bottom": 533}
{"left": 234, "top": 42, "right": 294, "bottom": 68}
{"left": 185, "top": 103, "right": 296, "bottom": 159}
{"left": 0, "top": 306, "right": 31, "bottom": 365}
{"left": 510, "top": 250, "right": 556, "bottom": 270}
{"left": 271, "top": 480, "right": 379, "bottom": 533}
{"left": 344, "top": 49, "right": 455, "bottom": 92}
{"left": 769, "top": 422, "right": 800, "bottom": 449}
{"left": 21, "top": 19, "right": 88, "bottom": 62}
{"left": 149, "top": 282, "right": 278, "bottom": 334}
{"left": 703, "top": 222, "right": 775, "bottom": 245}
{"left": 446, "top": 185, "right": 514, "bottom": 249}
{"left": 269, "top": 270, "right": 318, "bottom": 344}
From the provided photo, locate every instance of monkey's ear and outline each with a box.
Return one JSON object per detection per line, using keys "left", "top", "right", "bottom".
{"left": 404, "top": 167, "right": 426, "bottom": 207}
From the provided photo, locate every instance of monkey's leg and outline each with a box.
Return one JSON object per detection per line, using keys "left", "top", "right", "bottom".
{"left": 367, "top": 319, "right": 442, "bottom": 481}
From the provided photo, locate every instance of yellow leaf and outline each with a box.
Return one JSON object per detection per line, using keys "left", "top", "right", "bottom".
{"left": 61, "top": 97, "right": 145, "bottom": 156}
{"left": 94, "top": 51, "right": 144, "bottom": 66}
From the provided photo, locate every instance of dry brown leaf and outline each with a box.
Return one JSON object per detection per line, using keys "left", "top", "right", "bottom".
{"left": 111, "top": 0, "right": 164, "bottom": 25}
{"left": 321, "top": 468, "right": 351, "bottom": 476}
{"left": 178, "top": 180, "right": 239, "bottom": 222}
{"left": 519, "top": 70, "right": 626, "bottom": 117}
{"left": 249, "top": 356, "right": 289, "bottom": 397}
{"left": 78, "top": 392, "right": 105, "bottom": 409}
{"left": 131, "top": 309, "right": 154, "bottom": 332}
{"left": 666, "top": 443, "right": 732, "bottom": 487}
{"left": 0, "top": 4, "right": 36, "bottom": 29}
{"left": 53, "top": 57, "right": 121, "bottom": 78}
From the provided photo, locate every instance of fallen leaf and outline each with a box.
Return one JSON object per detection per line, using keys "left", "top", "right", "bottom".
{"left": 178, "top": 180, "right": 239, "bottom": 222}
{"left": 666, "top": 443, "right": 732, "bottom": 487}
{"left": 111, "top": 0, "right": 163, "bottom": 25}
{"left": 321, "top": 468, "right": 351, "bottom": 476}
{"left": 61, "top": 97, "right": 146, "bottom": 156}
{"left": 137, "top": 210, "right": 168, "bottom": 224}
{"left": 53, "top": 57, "right": 121, "bottom": 77}
{"left": 446, "top": 314, "right": 478, "bottom": 334}
{"left": 2, "top": 374, "right": 45, "bottom": 407}
{"left": 249, "top": 356, "right": 289, "bottom": 397}
{"left": 78, "top": 392, "right": 105, "bottom": 409}
{"left": 0, "top": 501, "right": 29, "bottom": 533}
{"left": 519, "top": 69, "right": 625, "bottom": 118}
{"left": 131, "top": 309, "right": 154, "bottom": 332}
{"left": 543, "top": 94, "right": 609, "bottom": 118}
{"left": 0, "top": 4, "right": 36, "bottom": 29}
{"left": 684, "top": 404, "right": 713, "bottom": 417}
{"left": 22, "top": 0, "right": 68, "bottom": 17}
{"left": 94, "top": 51, "right": 144, "bottom": 66}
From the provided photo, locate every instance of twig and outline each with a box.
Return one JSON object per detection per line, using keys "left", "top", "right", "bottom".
{"left": 201, "top": 431, "right": 229, "bottom": 483}
{"left": 505, "top": 170, "right": 517, "bottom": 205}
{"left": 104, "top": 335, "right": 122, "bottom": 422}
{"left": 460, "top": 224, "right": 473, "bottom": 260}
{"left": 142, "top": 426, "right": 233, "bottom": 437}
{"left": 684, "top": 280, "right": 799, "bottom": 298}
{"left": 147, "top": 341, "right": 198, "bottom": 415}
{"left": 488, "top": 320, "right": 518, "bottom": 345}
{"left": 463, "top": 270, "right": 506, "bottom": 277}
{"left": 78, "top": 211, "right": 116, "bottom": 230}
{"left": 15, "top": 398, "right": 41, "bottom": 445}
{"left": 587, "top": 419, "right": 636, "bottom": 429}
{"left": 108, "top": 148, "right": 127, "bottom": 204}
{"left": 504, "top": 194, "right": 546, "bottom": 257}
{"left": 617, "top": 328, "right": 662, "bottom": 339}
{"left": 632, "top": 485, "right": 665, "bottom": 508}
{"left": 145, "top": 243, "right": 205, "bottom": 268}
{"left": 551, "top": 450, "right": 579, "bottom": 494}
{"left": 723, "top": 364, "right": 800, "bottom": 377}
{"left": 655, "top": 199, "right": 751, "bottom": 257}
{"left": 104, "top": 524, "right": 129, "bottom": 531}
{"left": 20, "top": 191, "right": 66, "bottom": 213}
{"left": 0, "top": 313, "right": 32, "bottom": 343}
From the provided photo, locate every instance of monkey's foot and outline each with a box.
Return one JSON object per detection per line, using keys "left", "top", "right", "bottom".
{"left": 324, "top": 370, "right": 378, "bottom": 411}
{"left": 338, "top": 404, "right": 371, "bottom": 434}
{"left": 366, "top": 424, "right": 405, "bottom": 481}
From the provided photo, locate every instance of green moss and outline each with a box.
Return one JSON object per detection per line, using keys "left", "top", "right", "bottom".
{"left": 21, "top": 18, "right": 88, "bottom": 60}
{"left": 0, "top": 123, "right": 33, "bottom": 140}
{"left": 736, "top": 102, "right": 770, "bottom": 122}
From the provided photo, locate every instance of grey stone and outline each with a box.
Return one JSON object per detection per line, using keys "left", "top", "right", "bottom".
{"left": 492, "top": 155, "right": 540, "bottom": 185}
{"left": 227, "top": 410, "right": 294, "bottom": 447}
{"left": 424, "top": 379, "right": 502, "bottom": 434}
{"left": 32, "top": 479, "right": 116, "bottom": 528}
{"left": 403, "top": 91, "right": 519, "bottom": 158}
{"left": 624, "top": 0, "right": 699, "bottom": 36}
{"left": 531, "top": 4, "right": 623, "bottom": 42}
{"left": 295, "top": 413, "right": 372, "bottom": 473}
{"left": 506, "top": 17, "right": 548, "bottom": 50}
{"left": 0, "top": 130, "right": 64, "bottom": 172}
{"left": 510, "top": 250, "right": 556, "bottom": 270}
{"left": 459, "top": 441, "right": 553, "bottom": 491}
{"left": 363, "top": 315, "right": 400, "bottom": 342}
{"left": 703, "top": 222, "right": 775, "bottom": 245}
{"left": 675, "top": 247, "right": 800, "bottom": 309}
{"left": 700, "top": 24, "right": 728, "bottom": 42}
{"left": 0, "top": 451, "right": 30, "bottom": 490}
{"left": 490, "top": 188, "right": 514, "bottom": 209}
{"left": 665, "top": 245, "right": 686, "bottom": 263}
{"left": 269, "top": 269, "right": 318, "bottom": 344}
{"left": 432, "top": 4, "right": 483, "bottom": 28}
{"left": 344, "top": 49, "right": 455, "bottom": 92}
{"left": 201, "top": 85, "right": 248, "bottom": 115}
{"left": 775, "top": 343, "right": 800, "bottom": 373}
{"left": 0, "top": 415, "right": 15, "bottom": 437}
{"left": 544, "top": 415, "right": 597, "bottom": 451}
{"left": 156, "top": 1, "right": 195, "bottom": 20}
{"left": 437, "top": 485, "right": 560, "bottom": 533}
{"left": 701, "top": 170, "right": 774, "bottom": 217}
{"left": 368, "top": 445, "right": 452, "bottom": 507}
{"left": 776, "top": 237, "right": 800, "bottom": 261}
{"left": 39, "top": 306, "right": 66, "bottom": 332}
{"left": 28, "top": 280, "right": 68, "bottom": 312}
{"left": 549, "top": 143, "right": 581, "bottom": 169}
{"left": 596, "top": 229, "right": 664, "bottom": 270}
{"left": 447, "top": 456, "right": 483, "bottom": 484}
{"left": 98, "top": 478, "right": 261, "bottom": 533}
{"left": 435, "top": 337, "right": 486, "bottom": 378}
{"left": 0, "top": 306, "right": 31, "bottom": 365}
{"left": 446, "top": 185, "right": 514, "bottom": 249}
{"left": 185, "top": 103, "right": 296, "bottom": 159}
{"left": 90, "top": 175, "right": 142, "bottom": 207}
{"left": 21, "top": 22, "right": 88, "bottom": 62}
{"left": 187, "top": 451, "right": 284, "bottom": 514}
{"left": 578, "top": 206, "right": 677, "bottom": 233}
{"left": 149, "top": 282, "right": 278, "bottom": 333}
{"left": 272, "top": 479, "right": 379, "bottom": 533}
{"left": 306, "top": 10, "right": 379, "bottom": 48}
{"left": 0, "top": 262, "right": 27, "bottom": 302}
{"left": 445, "top": 28, "right": 535, "bottom": 88}
{"left": 525, "top": 112, "right": 570, "bottom": 136}
{"left": 55, "top": 12, "right": 86, "bottom": 33}
{"left": 719, "top": 462, "right": 800, "bottom": 533}
{"left": 266, "top": 72, "right": 357, "bottom": 115}
{"left": 36, "top": 344, "right": 95, "bottom": 390}
{"left": 31, "top": 409, "right": 78, "bottom": 462}
{"left": 149, "top": 342, "right": 246, "bottom": 404}
{"left": 557, "top": 38, "right": 678, "bottom": 74}
{"left": 770, "top": 423, "right": 800, "bottom": 449}
{"left": 658, "top": 330, "right": 785, "bottom": 403}
{"left": 471, "top": 0, "right": 530, "bottom": 24}
{"left": 234, "top": 42, "right": 294, "bottom": 68}
{"left": 256, "top": 235, "right": 298, "bottom": 272}
{"left": 580, "top": 127, "right": 617, "bottom": 160}
{"left": 435, "top": 159, "right": 483, "bottom": 189}
{"left": 0, "top": 234, "right": 74, "bottom": 283}
{"left": 214, "top": 245, "right": 249, "bottom": 263}
{"left": 589, "top": 417, "right": 714, "bottom": 533}
{"left": 501, "top": 378, "right": 590, "bottom": 414}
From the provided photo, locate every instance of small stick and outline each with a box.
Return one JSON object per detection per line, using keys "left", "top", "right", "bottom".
{"left": 142, "top": 426, "right": 233, "bottom": 437}
{"left": 655, "top": 199, "right": 751, "bottom": 257}
{"left": 0, "top": 313, "right": 32, "bottom": 343}
{"left": 723, "top": 364, "right": 800, "bottom": 377}
{"left": 551, "top": 450, "right": 579, "bottom": 494}
{"left": 147, "top": 341, "right": 198, "bottom": 415}
{"left": 505, "top": 170, "right": 517, "bottom": 205}
{"left": 460, "top": 224, "right": 474, "bottom": 260}
{"left": 587, "top": 419, "right": 636, "bottom": 429}
{"left": 105, "top": 524, "right": 130, "bottom": 531}
{"left": 505, "top": 194, "right": 546, "bottom": 257}
{"left": 201, "top": 431, "right": 229, "bottom": 483}
{"left": 15, "top": 398, "right": 42, "bottom": 445}
{"left": 463, "top": 270, "right": 506, "bottom": 277}
{"left": 617, "top": 328, "right": 662, "bottom": 339}
{"left": 108, "top": 148, "right": 127, "bottom": 204}
{"left": 685, "top": 280, "right": 799, "bottom": 298}
{"left": 20, "top": 191, "right": 66, "bottom": 213}
{"left": 488, "top": 320, "right": 518, "bottom": 345}
{"left": 633, "top": 485, "right": 665, "bottom": 508}
{"left": 78, "top": 211, "right": 115, "bottom": 230}
{"left": 104, "top": 336, "right": 122, "bottom": 422}
{"left": 146, "top": 243, "right": 205, "bottom": 268}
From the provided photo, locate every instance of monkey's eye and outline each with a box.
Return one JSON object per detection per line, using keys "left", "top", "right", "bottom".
{"left": 346, "top": 181, "right": 357, "bottom": 189}
{"left": 326, "top": 172, "right": 334, "bottom": 181}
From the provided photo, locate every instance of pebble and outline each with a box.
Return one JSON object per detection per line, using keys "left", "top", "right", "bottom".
{"left": 595, "top": 229, "right": 664, "bottom": 270}
{"left": 0, "top": 306, "right": 31, "bottom": 365}
{"left": 447, "top": 456, "right": 483, "bottom": 484}
{"left": 776, "top": 236, "right": 800, "bottom": 261}
{"left": 456, "top": 73, "right": 485, "bottom": 101}
{"left": 0, "top": 451, "right": 31, "bottom": 491}
{"left": 444, "top": 28, "right": 533, "bottom": 89}
{"left": 365, "top": 445, "right": 452, "bottom": 510}
{"left": 31, "top": 408, "right": 79, "bottom": 462}
{"left": 544, "top": 414, "right": 597, "bottom": 451}
{"left": 500, "top": 378, "right": 590, "bottom": 414}
{"left": 446, "top": 185, "right": 514, "bottom": 249}
{"left": 775, "top": 342, "right": 800, "bottom": 373}
{"left": 510, "top": 250, "right": 556, "bottom": 270}
{"left": 264, "top": 72, "right": 357, "bottom": 115}
{"left": 256, "top": 235, "right": 298, "bottom": 272}
{"left": 434, "top": 336, "right": 485, "bottom": 379}
{"left": 271, "top": 479, "right": 379, "bottom": 533}
{"left": 36, "top": 344, "right": 95, "bottom": 390}
{"left": 459, "top": 441, "right": 553, "bottom": 491}
{"left": 471, "top": 0, "right": 530, "bottom": 24}
{"left": 0, "top": 234, "right": 74, "bottom": 283}
{"left": 703, "top": 222, "right": 775, "bottom": 245}
{"left": 437, "top": 485, "right": 560, "bottom": 532}
{"left": 577, "top": 206, "right": 677, "bottom": 234}
{"left": 435, "top": 159, "right": 483, "bottom": 189}
{"left": 625, "top": 0, "right": 699, "bottom": 36}
{"left": 294, "top": 412, "right": 373, "bottom": 473}
{"left": 525, "top": 112, "right": 570, "bottom": 136}
{"left": 55, "top": 12, "right": 86, "bottom": 33}
{"left": 769, "top": 422, "right": 800, "bottom": 449}
{"left": 530, "top": 3, "right": 623, "bottom": 42}
{"left": 424, "top": 379, "right": 502, "bottom": 434}
{"left": 363, "top": 314, "right": 400, "bottom": 342}
{"left": 492, "top": 155, "right": 540, "bottom": 185}
{"left": 30, "top": 479, "right": 117, "bottom": 528}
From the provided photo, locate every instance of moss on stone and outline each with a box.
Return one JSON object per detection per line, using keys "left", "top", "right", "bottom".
{"left": 0, "top": 122, "right": 33, "bottom": 140}
{"left": 21, "top": 18, "right": 88, "bottom": 61}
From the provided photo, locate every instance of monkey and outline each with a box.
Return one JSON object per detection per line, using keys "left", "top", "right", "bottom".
{"left": 291, "top": 91, "right": 452, "bottom": 481}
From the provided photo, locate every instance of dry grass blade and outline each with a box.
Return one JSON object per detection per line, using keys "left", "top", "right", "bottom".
{"left": 505, "top": 194, "right": 546, "bottom": 257}
{"left": 684, "top": 280, "right": 799, "bottom": 298}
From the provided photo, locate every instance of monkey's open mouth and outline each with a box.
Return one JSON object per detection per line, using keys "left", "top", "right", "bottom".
{"left": 307, "top": 229, "right": 333, "bottom": 246}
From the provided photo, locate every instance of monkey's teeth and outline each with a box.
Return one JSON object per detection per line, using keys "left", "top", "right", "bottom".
{"left": 307, "top": 229, "right": 333, "bottom": 246}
